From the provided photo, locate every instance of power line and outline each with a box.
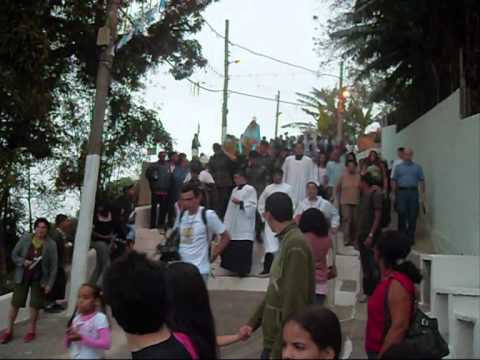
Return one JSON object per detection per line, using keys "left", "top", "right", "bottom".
{"left": 202, "top": 18, "right": 336, "bottom": 77}
{"left": 179, "top": 73, "right": 304, "bottom": 107}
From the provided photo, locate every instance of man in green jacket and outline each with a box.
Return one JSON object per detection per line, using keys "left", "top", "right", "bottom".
{"left": 239, "top": 192, "right": 315, "bottom": 359}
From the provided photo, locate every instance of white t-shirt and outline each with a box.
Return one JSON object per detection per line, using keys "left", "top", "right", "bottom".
{"left": 316, "top": 166, "right": 327, "bottom": 187}
{"left": 183, "top": 170, "right": 215, "bottom": 184}
{"left": 177, "top": 207, "right": 226, "bottom": 275}
{"left": 69, "top": 312, "right": 109, "bottom": 359}
{"left": 294, "top": 197, "right": 340, "bottom": 229}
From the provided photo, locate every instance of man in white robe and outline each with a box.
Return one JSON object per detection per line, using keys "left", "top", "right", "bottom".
{"left": 282, "top": 142, "right": 315, "bottom": 207}
{"left": 221, "top": 171, "right": 258, "bottom": 277}
{"left": 257, "top": 168, "right": 293, "bottom": 276}
{"left": 294, "top": 181, "right": 340, "bottom": 232}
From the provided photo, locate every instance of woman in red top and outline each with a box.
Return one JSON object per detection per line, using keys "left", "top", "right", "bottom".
{"left": 365, "top": 230, "right": 422, "bottom": 359}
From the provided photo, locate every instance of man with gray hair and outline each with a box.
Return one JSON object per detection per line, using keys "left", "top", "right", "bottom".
{"left": 391, "top": 148, "right": 426, "bottom": 244}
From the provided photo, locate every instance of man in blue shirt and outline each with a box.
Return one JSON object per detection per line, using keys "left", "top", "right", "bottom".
{"left": 324, "top": 150, "right": 345, "bottom": 201}
{"left": 391, "top": 148, "right": 426, "bottom": 244}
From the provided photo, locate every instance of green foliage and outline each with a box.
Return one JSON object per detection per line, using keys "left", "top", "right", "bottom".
{"left": 283, "top": 85, "right": 375, "bottom": 142}
{"left": 318, "top": 0, "right": 480, "bottom": 127}
{"left": 0, "top": 0, "right": 219, "bottom": 275}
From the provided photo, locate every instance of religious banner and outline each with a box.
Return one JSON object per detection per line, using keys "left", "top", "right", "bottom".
{"left": 241, "top": 118, "right": 261, "bottom": 155}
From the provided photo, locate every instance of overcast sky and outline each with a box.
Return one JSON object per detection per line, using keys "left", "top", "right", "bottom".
{"left": 143, "top": 0, "right": 340, "bottom": 156}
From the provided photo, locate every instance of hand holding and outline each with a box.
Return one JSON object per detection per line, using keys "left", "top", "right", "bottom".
{"left": 239, "top": 325, "right": 253, "bottom": 340}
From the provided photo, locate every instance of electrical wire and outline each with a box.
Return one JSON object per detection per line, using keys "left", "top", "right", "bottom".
{"left": 201, "top": 17, "right": 340, "bottom": 79}
{"left": 180, "top": 74, "right": 304, "bottom": 107}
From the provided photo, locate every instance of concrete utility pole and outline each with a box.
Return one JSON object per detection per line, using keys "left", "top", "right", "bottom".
{"left": 274, "top": 90, "right": 281, "bottom": 138}
{"left": 336, "top": 60, "right": 345, "bottom": 145}
{"left": 221, "top": 19, "right": 230, "bottom": 143}
{"left": 68, "top": 0, "right": 121, "bottom": 314}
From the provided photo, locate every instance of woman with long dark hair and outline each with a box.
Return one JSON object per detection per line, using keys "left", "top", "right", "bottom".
{"left": 165, "top": 262, "right": 218, "bottom": 360}
{"left": 365, "top": 230, "right": 422, "bottom": 359}
{"left": 360, "top": 150, "right": 388, "bottom": 190}
{"left": 282, "top": 305, "right": 342, "bottom": 359}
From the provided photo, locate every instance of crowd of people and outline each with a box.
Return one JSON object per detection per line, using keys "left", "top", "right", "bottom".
{"left": 0, "top": 132, "right": 431, "bottom": 359}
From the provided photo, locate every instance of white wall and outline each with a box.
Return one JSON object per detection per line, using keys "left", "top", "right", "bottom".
{"left": 382, "top": 90, "right": 480, "bottom": 255}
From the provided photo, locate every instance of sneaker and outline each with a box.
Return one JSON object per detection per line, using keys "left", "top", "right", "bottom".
{"left": 0, "top": 331, "right": 13, "bottom": 344}
{"left": 45, "top": 303, "right": 65, "bottom": 313}
{"left": 23, "top": 332, "right": 36, "bottom": 343}
{"left": 257, "top": 271, "right": 270, "bottom": 278}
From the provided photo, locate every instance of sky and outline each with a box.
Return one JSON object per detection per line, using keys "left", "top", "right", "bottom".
{"left": 142, "top": 0, "right": 340, "bottom": 157}
{"left": 31, "top": 0, "right": 342, "bottom": 219}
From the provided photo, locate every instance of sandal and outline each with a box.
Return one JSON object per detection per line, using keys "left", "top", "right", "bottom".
{"left": 23, "top": 332, "right": 36, "bottom": 343}
{"left": 0, "top": 331, "right": 13, "bottom": 344}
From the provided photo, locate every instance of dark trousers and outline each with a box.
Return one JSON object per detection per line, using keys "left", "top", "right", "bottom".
{"left": 216, "top": 186, "right": 232, "bottom": 220}
{"left": 260, "top": 349, "right": 271, "bottom": 360}
{"left": 358, "top": 234, "right": 379, "bottom": 295}
{"left": 167, "top": 193, "right": 177, "bottom": 229}
{"left": 397, "top": 189, "right": 419, "bottom": 243}
{"left": 262, "top": 252, "right": 274, "bottom": 274}
{"left": 150, "top": 193, "right": 169, "bottom": 229}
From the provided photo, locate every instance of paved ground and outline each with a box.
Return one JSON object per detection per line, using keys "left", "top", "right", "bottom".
{"left": 0, "top": 289, "right": 367, "bottom": 359}
{"left": 0, "top": 208, "right": 436, "bottom": 359}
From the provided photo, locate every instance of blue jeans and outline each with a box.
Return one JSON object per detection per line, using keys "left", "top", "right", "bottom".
{"left": 396, "top": 189, "right": 419, "bottom": 243}
{"left": 260, "top": 348, "right": 271, "bottom": 360}
{"left": 315, "top": 293, "right": 326, "bottom": 305}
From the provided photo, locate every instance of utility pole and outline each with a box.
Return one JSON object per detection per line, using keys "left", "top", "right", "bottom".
{"left": 336, "top": 60, "right": 345, "bottom": 145}
{"left": 221, "top": 19, "right": 230, "bottom": 143}
{"left": 68, "top": 0, "right": 121, "bottom": 314}
{"left": 274, "top": 90, "right": 281, "bottom": 138}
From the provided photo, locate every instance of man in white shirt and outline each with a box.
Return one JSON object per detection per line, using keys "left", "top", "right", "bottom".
{"left": 282, "top": 142, "right": 315, "bottom": 207}
{"left": 176, "top": 183, "right": 231, "bottom": 281}
{"left": 294, "top": 181, "right": 340, "bottom": 232}
{"left": 221, "top": 171, "right": 258, "bottom": 277}
{"left": 390, "top": 147, "right": 405, "bottom": 179}
{"left": 257, "top": 168, "right": 294, "bottom": 276}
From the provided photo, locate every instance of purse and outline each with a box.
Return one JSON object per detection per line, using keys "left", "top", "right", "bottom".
{"left": 384, "top": 278, "right": 450, "bottom": 359}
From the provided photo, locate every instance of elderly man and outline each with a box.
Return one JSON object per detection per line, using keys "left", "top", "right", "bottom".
{"left": 391, "top": 148, "right": 426, "bottom": 244}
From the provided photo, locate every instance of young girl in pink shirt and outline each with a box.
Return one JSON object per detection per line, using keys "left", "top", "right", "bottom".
{"left": 66, "top": 284, "right": 112, "bottom": 359}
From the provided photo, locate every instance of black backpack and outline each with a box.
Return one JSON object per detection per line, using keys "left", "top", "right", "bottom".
{"left": 158, "top": 208, "right": 209, "bottom": 263}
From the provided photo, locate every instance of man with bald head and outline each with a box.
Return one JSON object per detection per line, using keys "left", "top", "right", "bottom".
{"left": 391, "top": 148, "right": 426, "bottom": 244}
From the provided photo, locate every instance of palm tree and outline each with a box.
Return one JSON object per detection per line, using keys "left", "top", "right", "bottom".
{"left": 283, "top": 86, "right": 375, "bottom": 142}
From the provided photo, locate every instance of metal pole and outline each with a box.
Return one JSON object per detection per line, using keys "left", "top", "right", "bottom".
{"left": 274, "top": 91, "right": 281, "bottom": 138}
{"left": 68, "top": 0, "right": 121, "bottom": 314}
{"left": 336, "top": 61, "right": 345, "bottom": 145}
{"left": 221, "top": 19, "right": 230, "bottom": 143}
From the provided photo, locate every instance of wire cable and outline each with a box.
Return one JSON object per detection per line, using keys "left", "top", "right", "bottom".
{"left": 201, "top": 18, "right": 340, "bottom": 79}
{"left": 180, "top": 75, "right": 304, "bottom": 106}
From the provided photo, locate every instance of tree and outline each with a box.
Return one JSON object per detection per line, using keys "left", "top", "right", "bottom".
{"left": 0, "top": 0, "right": 219, "bottom": 282}
{"left": 317, "top": 0, "right": 480, "bottom": 127}
{"left": 283, "top": 85, "right": 375, "bottom": 143}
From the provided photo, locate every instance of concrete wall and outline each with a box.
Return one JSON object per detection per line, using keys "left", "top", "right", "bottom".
{"left": 382, "top": 90, "right": 480, "bottom": 255}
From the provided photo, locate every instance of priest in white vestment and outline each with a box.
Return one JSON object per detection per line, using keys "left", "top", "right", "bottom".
{"left": 282, "top": 142, "right": 315, "bottom": 207}
{"left": 221, "top": 171, "right": 258, "bottom": 277}
{"left": 257, "top": 168, "right": 294, "bottom": 276}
